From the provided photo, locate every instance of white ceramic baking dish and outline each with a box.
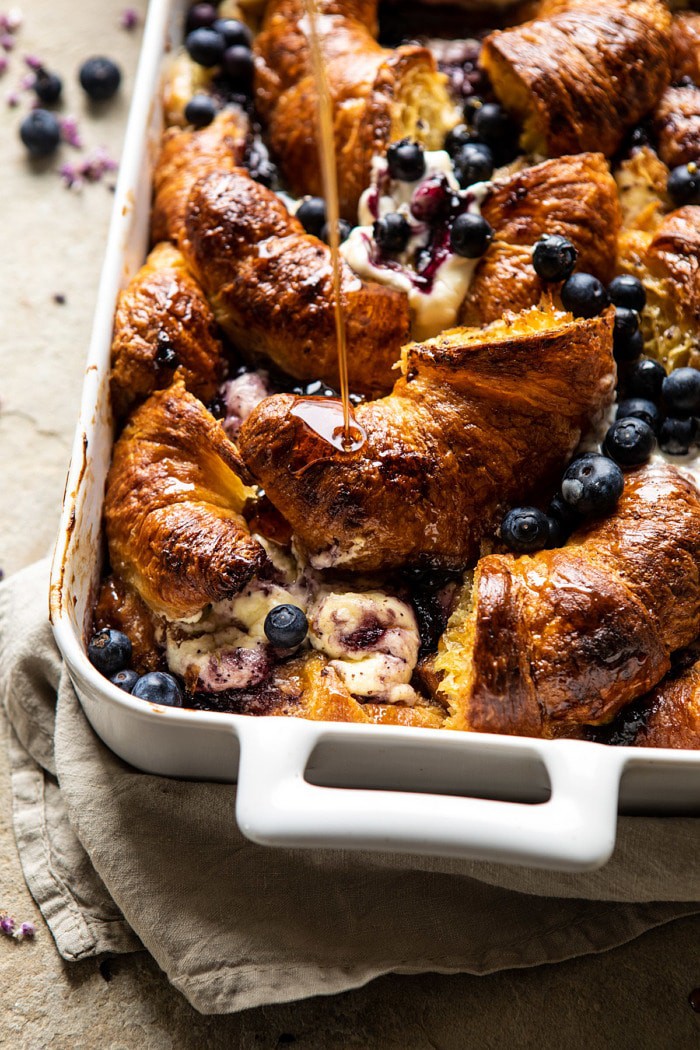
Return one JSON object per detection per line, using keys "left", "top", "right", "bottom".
{"left": 49, "top": 0, "right": 700, "bottom": 873}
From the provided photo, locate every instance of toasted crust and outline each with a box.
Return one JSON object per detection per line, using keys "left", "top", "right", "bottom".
{"left": 105, "top": 379, "right": 266, "bottom": 620}
{"left": 670, "top": 11, "right": 700, "bottom": 84}
{"left": 653, "top": 86, "right": 700, "bottom": 170}
{"left": 630, "top": 657, "right": 700, "bottom": 749}
{"left": 110, "top": 243, "right": 225, "bottom": 420}
{"left": 181, "top": 169, "right": 410, "bottom": 395}
{"left": 254, "top": 0, "right": 457, "bottom": 218}
{"left": 461, "top": 153, "right": 621, "bottom": 325}
{"left": 151, "top": 110, "right": 249, "bottom": 245}
{"left": 436, "top": 465, "right": 700, "bottom": 738}
{"left": 481, "top": 0, "right": 671, "bottom": 158}
{"left": 238, "top": 304, "right": 615, "bottom": 573}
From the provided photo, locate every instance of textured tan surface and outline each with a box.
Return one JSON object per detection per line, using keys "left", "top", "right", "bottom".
{"left": 1, "top": 0, "right": 700, "bottom": 1044}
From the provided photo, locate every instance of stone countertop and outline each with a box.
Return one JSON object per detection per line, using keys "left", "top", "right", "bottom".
{"left": 1, "top": 1, "right": 699, "bottom": 1045}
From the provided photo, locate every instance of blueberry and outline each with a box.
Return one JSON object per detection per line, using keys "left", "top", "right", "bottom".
{"left": 501, "top": 507, "right": 550, "bottom": 553}
{"left": 444, "top": 123, "right": 472, "bottom": 158}
{"left": 131, "top": 672, "right": 184, "bottom": 707}
{"left": 185, "top": 2, "right": 218, "bottom": 33}
{"left": 87, "top": 628, "right": 132, "bottom": 678}
{"left": 212, "top": 18, "right": 253, "bottom": 48}
{"left": 532, "top": 234, "right": 578, "bottom": 282}
{"left": 185, "top": 27, "right": 225, "bottom": 68}
{"left": 19, "top": 109, "right": 61, "bottom": 157}
{"left": 668, "top": 163, "right": 700, "bottom": 207}
{"left": 560, "top": 272, "right": 610, "bottom": 318}
{"left": 264, "top": 604, "right": 308, "bottom": 648}
{"left": 608, "top": 274, "right": 646, "bottom": 312}
{"left": 616, "top": 397, "right": 661, "bottom": 431}
{"left": 662, "top": 367, "right": 700, "bottom": 415}
{"left": 184, "top": 93, "right": 217, "bottom": 128}
{"left": 623, "top": 357, "right": 666, "bottom": 402}
{"left": 297, "top": 196, "right": 327, "bottom": 237}
{"left": 547, "top": 493, "right": 579, "bottom": 546}
{"left": 612, "top": 307, "right": 642, "bottom": 363}
{"left": 561, "top": 454, "right": 624, "bottom": 516}
{"left": 223, "top": 45, "right": 254, "bottom": 88}
{"left": 613, "top": 329, "right": 643, "bottom": 364}
{"left": 387, "top": 139, "right": 426, "bottom": 182}
{"left": 410, "top": 176, "right": 451, "bottom": 222}
{"left": 449, "top": 213, "right": 494, "bottom": 258}
{"left": 321, "top": 218, "right": 352, "bottom": 245}
{"left": 33, "top": 69, "right": 62, "bottom": 104}
{"left": 659, "top": 416, "right": 699, "bottom": 455}
{"left": 603, "top": 417, "right": 656, "bottom": 466}
{"left": 454, "top": 142, "right": 494, "bottom": 187}
{"left": 79, "top": 57, "right": 122, "bottom": 101}
{"left": 373, "top": 212, "right": 411, "bottom": 254}
{"left": 473, "top": 102, "right": 517, "bottom": 145}
{"left": 463, "top": 96, "right": 484, "bottom": 124}
{"left": 110, "top": 669, "right": 139, "bottom": 693}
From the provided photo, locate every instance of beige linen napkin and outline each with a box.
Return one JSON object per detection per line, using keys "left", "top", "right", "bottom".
{"left": 1, "top": 560, "right": 699, "bottom": 1014}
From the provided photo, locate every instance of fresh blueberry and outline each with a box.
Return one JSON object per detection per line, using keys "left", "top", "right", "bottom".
{"left": 560, "top": 272, "right": 610, "bottom": 318}
{"left": 223, "top": 45, "right": 254, "bottom": 88}
{"left": 454, "top": 142, "right": 494, "bottom": 187}
{"left": 185, "top": 2, "right": 218, "bottom": 33}
{"left": 264, "top": 604, "right": 308, "bottom": 647}
{"left": 472, "top": 102, "right": 519, "bottom": 163}
{"left": 33, "top": 69, "right": 62, "bottom": 104}
{"left": 616, "top": 397, "right": 661, "bottom": 431}
{"left": 410, "top": 176, "right": 452, "bottom": 222}
{"left": 212, "top": 17, "right": 253, "bottom": 48}
{"left": 297, "top": 196, "right": 327, "bottom": 238}
{"left": 612, "top": 307, "right": 641, "bottom": 363}
{"left": 603, "top": 417, "right": 656, "bottom": 466}
{"left": 608, "top": 274, "right": 646, "bottom": 312}
{"left": 110, "top": 669, "right": 139, "bottom": 693}
{"left": 444, "top": 123, "right": 473, "bottom": 158}
{"left": 659, "top": 416, "right": 699, "bottom": 455}
{"left": 19, "top": 109, "right": 61, "bottom": 157}
{"left": 623, "top": 357, "right": 666, "bottom": 402}
{"left": 79, "top": 57, "right": 122, "bottom": 101}
{"left": 387, "top": 139, "right": 426, "bottom": 182}
{"left": 131, "top": 672, "right": 184, "bottom": 707}
{"left": 184, "top": 93, "right": 217, "bottom": 128}
{"left": 501, "top": 507, "right": 550, "bottom": 553}
{"left": 668, "top": 163, "right": 700, "bottom": 207}
{"left": 662, "top": 367, "right": 700, "bottom": 415}
{"left": 463, "top": 95, "right": 484, "bottom": 124}
{"left": 449, "top": 213, "right": 494, "bottom": 258}
{"left": 532, "top": 234, "right": 578, "bottom": 282}
{"left": 547, "top": 493, "right": 579, "bottom": 546}
{"left": 373, "top": 212, "right": 411, "bottom": 254}
{"left": 321, "top": 218, "right": 352, "bottom": 245}
{"left": 613, "top": 329, "right": 643, "bottom": 364}
{"left": 87, "top": 628, "right": 132, "bottom": 678}
{"left": 561, "top": 454, "right": 624, "bottom": 516}
{"left": 185, "top": 27, "right": 225, "bottom": 67}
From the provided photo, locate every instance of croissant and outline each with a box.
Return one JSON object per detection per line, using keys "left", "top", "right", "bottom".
{"left": 238, "top": 303, "right": 615, "bottom": 573}
{"left": 461, "top": 153, "right": 621, "bottom": 326}
{"left": 625, "top": 654, "right": 700, "bottom": 750}
{"left": 151, "top": 109, "right": 249, "bottom": 245}
{"left": 181, "top": 168, "right": 410, "bottom": 395}
{"left": 480, "top": 0, "right": 671, "bottom": 158}
{"left": 105, "top": 379, "right": 266, "bottom": 620}
{"left": 653, "top": 85, "right": 700, "bottom": 171}
{"left": 434, "top": 464, "right": 700, "bottom": 739}
{"left": 110, "top": 243, "right": 225, "bottom": 420}
{"left": 671, "top": 10, "right": 700, "bottom": 84}
{"left": 254, "top": 0, "right": 457, "bottom": 218}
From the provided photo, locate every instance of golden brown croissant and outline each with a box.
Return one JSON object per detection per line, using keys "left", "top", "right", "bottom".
{"left": 653, "top": 85, "right": 700, "bottom": 170}
{"left": 254, "top": 0, "right": 457, "bottom": 218}
{"left": 110, "top": 243, "right": 225, "bottom": 420}
{"left": 105, "top": 379, "right": 266, "bottom": 620}
{"left": 238, "top": 303, "right": 615, "bottom": 574}
{"left": 181, "top": 168, "right": 410, "bottom": 395}
{"left": 626, "top": 654, "right": 700, "bottom": 749}
{"left": 671, "top": 10, "right": 700, "bottom": 84}
{"left": 434, "top": 464, "right": 700, "bottom": 739}
{"left": 461, "top": 153, "right": 621, "bottom": 326}
{"left": 151, "top": 109, "right": 249, "bottom": 245}
{"left": 480, "top": 0, "right": 671, "bottom": 158}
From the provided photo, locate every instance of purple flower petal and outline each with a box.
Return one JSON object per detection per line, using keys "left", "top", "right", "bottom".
{"left": 24, "top": 53, "right": 42, "bottom": 70}
{"left": 1, "top": 33, "right": 15, "bottom": 51}
{"left": 0, "top": 915, "right": 15, "bottom": 934}
{"left": 120, "top": 8, "right": 139, "bottom": 30}
{"left": 0, "top": 54, "right": 7, "bottom": 74}
{"left": 58, "top": 115, "right": 83, "bottom": 148}
{"left": 19, "top": 922, "right": 35, "bottom": 938}
{"left": 6, "top": 89, "right": 19, "bottom": 106}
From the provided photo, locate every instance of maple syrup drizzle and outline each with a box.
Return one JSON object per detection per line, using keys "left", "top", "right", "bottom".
{"left": 298, "top": 0, "right": 364, "bottom": 453}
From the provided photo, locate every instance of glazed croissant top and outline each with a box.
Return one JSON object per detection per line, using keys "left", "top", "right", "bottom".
{"left": 254, "top": 0, "right": 457, "bottom": 217}
{"left": 238, "top": 303, "right": 615, "bottom": 573}
{"left": 627, "top": 653, "right": 700, "bottom": 750}
{"left": 436, "top": 464, "right": 700, "bottom": 738}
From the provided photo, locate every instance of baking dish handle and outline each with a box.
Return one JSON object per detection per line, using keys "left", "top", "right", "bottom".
{"left": 234, "top": 721, "right": 623, "bottom": 872}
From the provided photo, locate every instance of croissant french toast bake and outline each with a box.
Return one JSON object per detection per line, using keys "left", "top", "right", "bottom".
{"left": 88, "top": 0, "right": 700, "bottom": 749}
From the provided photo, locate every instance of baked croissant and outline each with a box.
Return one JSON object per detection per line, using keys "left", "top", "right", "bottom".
{"left": 151, "top": 109, "right": 249, "bottom": 245}
{"left": 461, "top": 153, "right": 620, "bottom": 326}
{"left": 434, "top": 464, "right": 700, "bottom": 738}
{"left": 480, "top": 0, "right": 671, "bottom": 158}
{"left": 653, "top": 85, "right": 700, "bottom": 171}
{"left": 110, "top": 243, "right": 225, "bottom": 420}
{"left": 238, "top": 303, "right": 615, "bottom": 573}
{"left": 181, "top": 169, "right": 410, "bottom": 395}
{"left": 626, "top": 654, "right": 700, "bottom": 750}
{"left": 671, "top": 10, "right": 700, "bottom": 84}
{"left": 254, "top": 0, "right": 457, "bottom": 218}
{"left": 105, "top": 379, "right": 266, "bottom": 620}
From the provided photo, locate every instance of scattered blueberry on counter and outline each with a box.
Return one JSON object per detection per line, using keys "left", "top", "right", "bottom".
{"left": 264, "top": 604, "right": 309, "bottom": 648}
{"left": 32, "top": 68, "right": 62, "bottom": 105}
{"left": 19, "top": 108, "right": 61, "bottom": 157}
{"left": 79, "top": 56, "right": 122, "bottom": 102}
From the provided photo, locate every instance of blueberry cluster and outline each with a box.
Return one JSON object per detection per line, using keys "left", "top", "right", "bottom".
{"left": 445, "top": 98, "right": 520, "bottom": 177}
{"left": 183, "top": 3, "right": 254, "bottom": 128}
{"left": 612, "top": 361, "right": 700, "bottom": 458}
{"left": 87, "top": 628, "right": 184, "bottom": 707}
